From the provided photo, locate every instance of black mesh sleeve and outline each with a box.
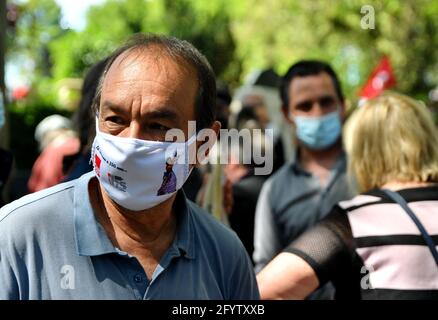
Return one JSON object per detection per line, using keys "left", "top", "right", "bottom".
{"left": 283, "top": 205, "right": 355, "bottom": 287}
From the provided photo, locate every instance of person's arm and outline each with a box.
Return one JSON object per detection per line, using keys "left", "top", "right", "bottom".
{"left": 257, "top": 252, "right": 319, "bottom": 299}
{"left": 257, "top": 207, "right": 354, "bottom": 300}
{"left": 253, "top": 180, "right": 282, "bottom": 273}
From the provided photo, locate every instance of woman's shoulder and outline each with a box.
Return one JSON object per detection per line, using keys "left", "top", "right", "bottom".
{"left": 337, "top": 192, "right": 384, "bottom": 212}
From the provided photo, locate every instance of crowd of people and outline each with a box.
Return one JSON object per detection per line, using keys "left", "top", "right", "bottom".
{"left": 1, "top": 33, "right": 438, "bottom": 300}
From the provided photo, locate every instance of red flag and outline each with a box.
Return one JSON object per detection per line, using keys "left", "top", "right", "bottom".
{"left": 359, "top": 56, "right": 396, "bottom": 99}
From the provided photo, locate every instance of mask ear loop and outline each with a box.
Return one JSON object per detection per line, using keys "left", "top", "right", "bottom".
{"left": 90, "top": 137, "right": 96, "bottom": 167}
{"left": 95, "top": 116, "right": 101, "bottom": 134}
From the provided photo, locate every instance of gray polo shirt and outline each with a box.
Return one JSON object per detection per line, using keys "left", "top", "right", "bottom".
{"left": 0, "top": 172, "right": 259, "bottom": 300}
{"left": 253, "top": 151, "right": 356, "bottom": 273}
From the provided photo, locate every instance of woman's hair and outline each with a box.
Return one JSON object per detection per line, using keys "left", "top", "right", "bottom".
{"left": 344, "top": 91, "right": 438, "bottom": 192}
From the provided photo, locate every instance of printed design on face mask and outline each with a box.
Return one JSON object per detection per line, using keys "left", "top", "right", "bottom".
{"left": 95, "top": 145, "right": 127, "bottom": 173}
{"left": 157, "top": 150, "right": 179, "bottom": 196}
{"left": 94, "top": 154, "right": 101, "bottom": 177}
{"left": 108, "top": 173, "right": 127, "bottom": 192}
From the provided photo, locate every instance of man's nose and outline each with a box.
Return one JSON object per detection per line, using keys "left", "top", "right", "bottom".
{"left": 311, "top": 102, "right": 325, "bottom": 117}
{"left": 126, "top": 121, "right": 142, "bottom": 139}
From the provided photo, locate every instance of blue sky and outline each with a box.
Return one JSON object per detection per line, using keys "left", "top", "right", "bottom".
{"left": 55, "top": 0, "right": 107, "bottom": 31}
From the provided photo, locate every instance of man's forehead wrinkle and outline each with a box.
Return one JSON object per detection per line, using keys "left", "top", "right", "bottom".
{"left": 110, "top": 49, "right": 191, "bottom": 82}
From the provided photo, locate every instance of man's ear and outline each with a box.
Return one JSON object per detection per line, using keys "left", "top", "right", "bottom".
{"left": 211, "top": 120, "right": 221, "bottom": 137}
{"left": 194, "top": 120, "right": 221, "bottom": 167}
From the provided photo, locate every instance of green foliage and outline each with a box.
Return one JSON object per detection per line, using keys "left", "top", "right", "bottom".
{"left": 230, "top": 0, "right": 438, "bottom": 101}
{"left": 49, "top": 0, "right": 239, "bottom": 83}
{"left": 7, "top": 0, "right": 438, "bottom": 171}
{"left": 10, "top": 0, "right": 438, "bottom": 99}
{"left": 8, "top": 0, "right": 240, "bottom": 170}
{"left": 8, "top": 0, "right": 63, "bottom": 79}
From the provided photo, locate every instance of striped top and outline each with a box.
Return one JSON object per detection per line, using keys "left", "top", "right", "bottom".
{"left": 285, "top": 186, "right": 438, "bottom": 299}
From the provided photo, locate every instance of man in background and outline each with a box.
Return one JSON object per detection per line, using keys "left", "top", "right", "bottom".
{"left": 253, "top": 60, "right": 356, "bottom": 298}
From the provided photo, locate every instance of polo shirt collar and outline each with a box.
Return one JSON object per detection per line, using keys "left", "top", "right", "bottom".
{"left": 73, "top": 172, "right": 195, "bottom": 260}
{"left": 73, "top": 172, "right": 116, "bottom": 256}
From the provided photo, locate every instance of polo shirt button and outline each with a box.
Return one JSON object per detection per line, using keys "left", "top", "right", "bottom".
{"left": 134, "top": 274, "right": 142, "bottom": 283}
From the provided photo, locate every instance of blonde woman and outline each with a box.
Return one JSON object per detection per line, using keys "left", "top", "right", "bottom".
{"left": 257, "top": 92, "right": 438, "bottom": 300}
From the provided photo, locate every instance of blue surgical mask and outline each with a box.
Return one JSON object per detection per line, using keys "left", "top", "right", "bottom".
{"left": 292, "top": 109, "right": 342, "bottom": 150}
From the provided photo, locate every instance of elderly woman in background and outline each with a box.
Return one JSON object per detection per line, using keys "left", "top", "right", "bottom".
{"left": 257, "top": 92, "right": 438, "bottom": 300}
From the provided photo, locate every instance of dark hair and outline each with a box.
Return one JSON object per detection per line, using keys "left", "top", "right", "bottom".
{"left": 216, "top": 80, "right": 232, "bottom": 105}
{"left": 74, "top": 58, "right": 109, "bottom": 151}
{"left": 93, "top": 33, "right": 217, "bottom": 130}
{"left": 280, "top": 60, "right": 344, "bottom": 110}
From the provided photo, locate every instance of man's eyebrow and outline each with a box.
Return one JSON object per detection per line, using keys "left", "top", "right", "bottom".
{"left": 101, "top": 100, "right": 127, "bottom": 114}
{"left": 101, "top": 100, "right": 180, "bottom": 121}
{"left": 319, "top": 94, "right": 336, "bottom": 101}
{"left": 295, "top": 99, "right": 313, "bottom": 108}
{"left": 145, "top": 108, "right": 180, "bottom": 121}
{"left": 295, "top": 95, "right": 336, "bottom": 107}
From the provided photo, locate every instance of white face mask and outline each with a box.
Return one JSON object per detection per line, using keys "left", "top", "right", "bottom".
{"left": 91, "top": 120, "right": 196, "bottom": 211}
